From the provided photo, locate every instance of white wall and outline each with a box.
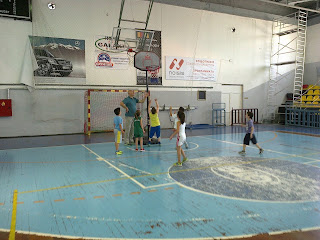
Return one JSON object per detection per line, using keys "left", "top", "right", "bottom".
{"left": 305, "top": 23, "right": 320, "bottom": 85}
{"left": 0, "top": 18, "right": 32, "bottom": 84}
{"left": 0, "top": 0, "right": 272, "bottom": 137}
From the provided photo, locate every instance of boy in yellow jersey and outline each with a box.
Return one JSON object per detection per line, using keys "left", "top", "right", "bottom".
{"left": 148, "top": 99, "right": 161, "bottom": 145}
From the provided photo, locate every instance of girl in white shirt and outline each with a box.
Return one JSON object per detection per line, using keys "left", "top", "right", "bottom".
{"left": 169, "top": 106, "right": 189, "bottom": 149}
{"left": 169, "top": 111, "right": 188, "bottom": 167}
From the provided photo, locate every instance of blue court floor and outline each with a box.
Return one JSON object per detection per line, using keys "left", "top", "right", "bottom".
{"left": 0, "top": 125, "right": 320, "bottom": 239}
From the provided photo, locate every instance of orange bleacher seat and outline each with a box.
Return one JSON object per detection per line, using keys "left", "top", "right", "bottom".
{"left": 307, "top": 90, "right": 314, "bottom": 95}
{"left": 301, "top": 95, "right": 307, "bottom": 101}
{"left": 306, "top": 102, "right": 312, "bottom": 104}
{"left": 312, "top": 102, "right": 319, "bottom": 105}
{"left": 313, "top": 85, "right": 320, "bottom": 90}
{"left": 313, "top": 90, "right": 320, "bottom": 95}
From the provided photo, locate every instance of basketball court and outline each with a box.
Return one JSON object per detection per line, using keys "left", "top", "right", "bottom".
{"left": 1, "top": 0, "right": 320, "bottom": 239}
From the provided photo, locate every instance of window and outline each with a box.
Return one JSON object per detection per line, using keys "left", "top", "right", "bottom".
{"left": 198, "top": 90, "right": 206, "bottom": 100}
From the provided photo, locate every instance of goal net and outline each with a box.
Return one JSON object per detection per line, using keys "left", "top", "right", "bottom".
{"left": 84, "top": 89, "right": 148, "bottom": 134}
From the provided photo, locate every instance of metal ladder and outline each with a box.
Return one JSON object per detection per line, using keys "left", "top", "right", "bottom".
{"left": 266, "top": 10, "right": 308, "bottom": 121}
{"left": 293, "top": 10, "right": 308, "bottom": 103}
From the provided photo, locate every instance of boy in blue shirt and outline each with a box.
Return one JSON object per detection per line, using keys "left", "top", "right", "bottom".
{"left": 239, "top": 112, "right": 264, "bottom": 155}
{"left": 114, "top": 107, "right": 125, "bottom": 155}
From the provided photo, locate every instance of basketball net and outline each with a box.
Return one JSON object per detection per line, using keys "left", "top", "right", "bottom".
{"left": 148, "top": 67, "right": 160, "bottom": 79}
{"left": 127, "top": 49, "right": 135, "bottom": 65}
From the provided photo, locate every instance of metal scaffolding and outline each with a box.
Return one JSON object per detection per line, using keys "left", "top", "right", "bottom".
{"left": 267, "top": 10, "right": 308, "bottom": 120}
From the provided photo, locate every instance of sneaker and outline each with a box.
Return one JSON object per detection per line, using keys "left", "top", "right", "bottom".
{"left": 259, "top": 149, "right": 264, "bottom": 154}
{"left": 238, "top": 150, "right": 246, "bottom": 155}
{"left": 118, "top": 150, "right": 123, "bottom": 154}
{"left": 158, "top": 142, "right": 161, "bottom": 145}
{"left": 173, "top": 162, "right": 182, "bottom": 167}
{"left": 182, "top": 157, "right": 188, "bottom": 163}
{"left": 135, "top": 148, "right": 139, "bottom": 152}
{"left": 116, "top": 151, "right": 122, "bottom": 155}
{"left": 148, "top": 141, "right": 151, "bottom": 145}
{"left": 140, "top": 148, "right": 145, "bottom": 152}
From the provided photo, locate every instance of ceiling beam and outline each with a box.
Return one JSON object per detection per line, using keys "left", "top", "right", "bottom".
{"left": 258, "top": 0, "right": 320, "bottom": 13}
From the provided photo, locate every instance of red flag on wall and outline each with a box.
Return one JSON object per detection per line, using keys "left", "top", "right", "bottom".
{"left": 0, "top": 99, "right": 12, "bottom": 117}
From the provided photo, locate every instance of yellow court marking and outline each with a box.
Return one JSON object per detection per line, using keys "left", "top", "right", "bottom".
{"left": 33, "top": 200, "right": 44, "bottom": 204}
{"left": 74, "top": 197, "right": 85, "bottom": 201}
{"left": 112, "top": 194, "right": 122, "bottom": 197}
{"left": 148, "top": 189, "right": 157, "bottom": 192}
{"left": 0, "top": 203, "right": 4, "bottom": 206}
{"left": 9, "top": 189, "right": 17, "bottom": 240}
{"left": 130, "top": 192, "right": 141, "bottom": 195}
{"left": 54, "top": 199, "right": 64, "bottom": 202}
{"left": 261, "top": 131, "right": 278, "bottom": 143}
{"left": 18, "top": 149, "right": 320, "bottom": 196}
{"left": 94, "top": 196, "right": 104, "bottom": 199}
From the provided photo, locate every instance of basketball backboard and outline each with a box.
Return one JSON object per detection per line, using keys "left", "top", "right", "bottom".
{"left": 111, "top": 27, "right": 155, "bottom": 52}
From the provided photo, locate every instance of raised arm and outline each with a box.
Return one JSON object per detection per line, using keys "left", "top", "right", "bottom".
{"left": 155, "top": 99, "right": 159, "bottom": 113}
{"left": 148, "top": 99, "right": 151, "bottom": 114}
{"left": 169, "top": 106, "right": 173, "bottom": 116}
{"left": 139, "top": 92, "right": 149, "bottom": 103}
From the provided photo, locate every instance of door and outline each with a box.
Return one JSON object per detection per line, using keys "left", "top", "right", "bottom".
{"left": 221, "top": 85, "right": 243, "bottom": 126}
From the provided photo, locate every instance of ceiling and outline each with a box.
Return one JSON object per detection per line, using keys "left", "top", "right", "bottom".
{"left": 151, "top": 0, "right": 320, "bottom": 25}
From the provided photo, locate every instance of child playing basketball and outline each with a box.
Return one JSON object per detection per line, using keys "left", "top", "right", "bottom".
{"left": 114, "top": 107, "right": 125, "bottom": 155}
{"left": 134, "top": 110, "right": 145, "bottom": 152}
{"left": 148, "top": 99, "right": 161, "bottom": 145}
{"left": 169, "top": 111, "right": 188, "bottom": 167}
{"left": 239, "top": 112, "right": 264, "bottom": 155}
{"left": 170, "top": 106, "right": 189, "bottom": 149}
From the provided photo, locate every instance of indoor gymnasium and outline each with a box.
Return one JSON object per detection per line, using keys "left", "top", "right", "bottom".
{"left": 1, "top": 0, "right": 320, "bottom": 239}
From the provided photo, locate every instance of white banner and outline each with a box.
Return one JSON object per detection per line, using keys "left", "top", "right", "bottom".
{"left": 166, "top": 56, "right": 218, "bottom": 81}
{"left": 94, "top": 36, "right": 129, "bottom": 69}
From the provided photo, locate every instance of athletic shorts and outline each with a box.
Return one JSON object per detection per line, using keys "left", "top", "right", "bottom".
{"left": 114, "top": 129, "right": 122, "bottom": 144}
{"left": 177, "top": 135, "right": 186, "bottom": 147}
{"left": 243, "top": 133, "right": 257, "bottom": 145}
{"left": 149, "top": 125, "right": 161, "bottom": 138}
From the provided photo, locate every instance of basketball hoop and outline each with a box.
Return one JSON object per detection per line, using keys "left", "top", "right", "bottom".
{"left": 127, "top": 49, "right": 136, "bottom": 65}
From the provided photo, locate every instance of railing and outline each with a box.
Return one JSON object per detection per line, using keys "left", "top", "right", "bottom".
{"left": 212, "top": 103, "right": 226, "bottom": 126}
{"left": 285, "top": 107, "right": 320, "bottom": 128}
{"left": 231, "top": 108, "right": 259, "bottom": 126}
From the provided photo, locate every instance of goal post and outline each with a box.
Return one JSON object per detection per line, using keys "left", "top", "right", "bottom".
{"left": 84, "top": 89, "right": 148, "bottom": 135}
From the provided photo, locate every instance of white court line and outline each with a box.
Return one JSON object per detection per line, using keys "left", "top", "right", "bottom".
{"left": 119, "top": 163, "right": 152, "bottom": 175}
{"left": 0, "top": 130, "right": 272, "bottom": 152}
{"left": 144, "top": 182, "right": 177, "bottom": 189}
{"left": 166, "top": 160, "right": 320, "bottom": 203}
{"left": 126, "top": 142, "right": 199, "bottom": 153}
{"left": 196, "top": 136, "right": 320, "bottom": 162}
{"left": 81, "top": 144, "right": 146, "bottom": 189}
{"left": 304, "top": 160, "right": 320, "bottom": 164}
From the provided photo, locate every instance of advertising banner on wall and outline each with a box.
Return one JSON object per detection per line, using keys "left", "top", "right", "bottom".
{"left": 166, "top": 56, "right": 218, "bottom": 81}
{"left": 94, "top": 36, "right": 129, "bottom": 69}
{"left": 30, "top": 36, "right": 86, "bottom": 85}
{"left": 137, "top": 30, "right": 162, "bottom": 85}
